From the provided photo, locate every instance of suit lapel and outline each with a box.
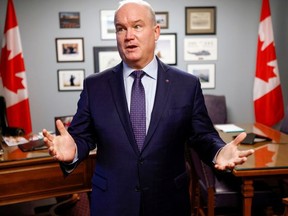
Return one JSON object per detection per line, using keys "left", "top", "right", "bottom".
{"left": 142, "top": 61, "right": 171, "bottom": 151}
{"left": 108, "top": 60, "right": 172, "bottom": 154}
{"left": 109, "top": 64, "right": 140, "bottom": 155}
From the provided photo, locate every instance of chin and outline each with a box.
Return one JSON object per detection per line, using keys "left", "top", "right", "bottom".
{"left": 124, "top": 55, "right": 141, "bottom": 63}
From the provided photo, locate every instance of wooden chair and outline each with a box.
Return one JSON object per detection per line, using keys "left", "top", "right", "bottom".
{"left": 188, "top": 94, "right": 231, "bottom": 215}
{"left": 280, "top": 108, "right": 288, "bottom": 215}
{"left": 187, "top": 147, "right": 241, "bottom": 216}
{"left": 283, "top": 198, "right": 288, "bottom": 216}
{"left": 187, "top": 147, "right": 277, "bottom": 216}
{"left": 49, "top": 193, "right": 90, "bottom": 216}
{"left": 187, "top": 94, "right": 274, "bottom": 215}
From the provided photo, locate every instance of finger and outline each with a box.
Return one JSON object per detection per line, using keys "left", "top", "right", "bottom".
{"left": 215, "top": 161, "right": 237, "bottom": 171}
{"left": 43, "top": 136, "right": 54, "bottom": 148}
{"left": 48, "top": 145, "right": 55, "bottom": 156}
{"left": 232, "top": 132, "right": 247, "bottom": 145}
{"left": 238, "top": 149, "right": 254, "bottom": 157}
{"left": 56, "top": 119, "right": 69, "bottom": 136}
{"left": 42, "top": 129, "right": 54, "bottom": 142}
{"left": 48, "top": 146, "right": 61, "bottom": 160}
{"left": 214, "top": 164, "right": 227, "bottom": 171}
{"left": 48, "top": 145, "right": 59, "bottom": 158}
{"left": 43, "top": 136, "right": 49, "bottom": 145}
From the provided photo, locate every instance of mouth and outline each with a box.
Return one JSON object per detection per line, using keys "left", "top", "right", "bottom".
{"left": 125, "top": 44, "right": 138, "bottom": 51}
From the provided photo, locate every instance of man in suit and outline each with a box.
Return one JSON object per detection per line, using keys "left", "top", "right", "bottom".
{"left": 43, "top": 0, "right": 253, "bottom": 215}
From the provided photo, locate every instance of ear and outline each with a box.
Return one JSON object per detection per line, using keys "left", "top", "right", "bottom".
{"left": 154, "top": 24, "right": 161, "bottom": 41}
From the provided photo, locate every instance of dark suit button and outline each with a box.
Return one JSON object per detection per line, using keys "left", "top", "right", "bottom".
{"left": 135, "top": 186, "right": 140, "bottom": 192}
{"left": 138, "top": 158, "right": 144, "bottom": 165}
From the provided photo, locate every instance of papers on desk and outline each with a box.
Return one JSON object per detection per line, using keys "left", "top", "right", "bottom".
{"left": 214, "top": 124, "right": 245, "bottom": 133}
{"left": 3, "top": 133, "right": 50, "bottom": 151}
{"left": 3, "top": 136, "right": 29, "bottom": 146}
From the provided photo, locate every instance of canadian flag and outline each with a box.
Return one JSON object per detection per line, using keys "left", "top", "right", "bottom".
{"left": 0, "top": 0, "right": 32, "bottom": 134}
{"left": 253, "top": 0, "right": 284, "bottom": 127}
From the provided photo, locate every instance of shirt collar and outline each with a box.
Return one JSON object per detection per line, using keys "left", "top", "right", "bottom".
{"left": 123, "top": 56, "right": 158, "bottom": 80}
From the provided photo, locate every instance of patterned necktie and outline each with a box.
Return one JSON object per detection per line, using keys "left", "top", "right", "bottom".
{"left": 130, "top": 70, "right": 146, "bottom": 150}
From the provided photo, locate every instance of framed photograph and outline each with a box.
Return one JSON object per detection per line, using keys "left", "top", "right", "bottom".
{"left": 55, "top": 38, "right": 84, "bottom": 62}
{"left": 100, "top": 10, "right": 116, "bottom": 40}
{"left": 185, "top": 7, "right": 216, "bottom": 35}
{"left": 54, "top": 115, "right": 74, "bottom": 135}
{"left": 57, "top": 69, "right": 85, "bottom": 91}
{"left": 93, "top": 46, "right": 121, "bottom": 73}
{"left": 184, "top": 37, "right": 217, "bottom": 61}
{"left": 59, "top": 12, "right": 80, "bottom": 28}
{"left": 155, "top": 33, "right": 177, "bottom": 65}
{"left": 187, "top": 64, "right": 215, "bottom": 89}
{"left": 155, "top": 11, "right": 169, "bottom": 29}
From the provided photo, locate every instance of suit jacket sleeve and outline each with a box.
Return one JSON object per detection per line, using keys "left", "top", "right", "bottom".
{"left": 187, "top": 78, "right": 225, "bottom": 166}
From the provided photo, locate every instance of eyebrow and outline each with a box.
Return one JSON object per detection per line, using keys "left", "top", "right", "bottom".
{"left": 116, "top": 18, "right": 145, "bottom": 25}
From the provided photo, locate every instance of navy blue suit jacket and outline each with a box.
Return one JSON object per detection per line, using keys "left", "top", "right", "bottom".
{"left": 68, "top": 58, "right": 225, "bottom": 216}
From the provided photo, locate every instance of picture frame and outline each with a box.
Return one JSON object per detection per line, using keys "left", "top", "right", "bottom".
{"left": 59, "top": 12, "right": 80, "bottom": 28}
{"left": 187, "top": 64, "right": 215, "bottom": 89}
{"left": 100, "top": 10, "right": 116, "bottom": 40}
{"left": 93, "top": 46, "right": 121, "bottom": 73}
{"left": 155, "top": 11, "right": 169, "bottom": 29}
{"left": 55, "top": 38, "right": 84, "bottom": 62}
{"left": 184, "top": 37, "right": 217, "bottom": 61}
{"left": 54, "top": 115, "right": 74, "bottom": 135}
{"left": 57, "top": 69, "right": 85, "bottom": 91}
{"left": 155, "top": 33, "right": 177, "bottom": 65}
{"left": 185, "top": 7, "right": 216, "bottom": 35}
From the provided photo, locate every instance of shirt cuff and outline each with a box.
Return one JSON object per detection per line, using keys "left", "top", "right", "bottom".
{"left": 62, "top": 144, "right": 79, "bottom": 173}
{"left": 213, "top": 147, "right": 223, "bottom": 164}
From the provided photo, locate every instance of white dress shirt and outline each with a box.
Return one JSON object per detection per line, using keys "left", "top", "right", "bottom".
{"left": 123, "top": 56, "right": 158, "bottom": 133}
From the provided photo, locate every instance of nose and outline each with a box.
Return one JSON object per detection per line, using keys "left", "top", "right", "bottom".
{"left": 125, "top": 28, "right": 135, "bottom": 39}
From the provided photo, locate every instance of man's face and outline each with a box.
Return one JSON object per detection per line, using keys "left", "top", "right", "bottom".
{"left": 114, "top": 3, "right": 160, "bottom": 69}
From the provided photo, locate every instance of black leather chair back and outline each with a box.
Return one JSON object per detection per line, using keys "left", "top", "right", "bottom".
{"left": 0, "top": 96, "right": 25, "bottom": 136}
{"left": 204, "top": 94, "right": 227, "bottom": 124}
{"left": 0, "top": 96, "right": 8, "bottom": 134}
{"left": 280, "top": 106, "right": 288, "bottom": 134}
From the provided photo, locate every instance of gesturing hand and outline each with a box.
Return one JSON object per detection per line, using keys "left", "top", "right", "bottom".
{"left": 42, "top": 119, "right": 76, "bottom": 163}
{"left": 214, "top": 132, "right": 254, "bottom": 171}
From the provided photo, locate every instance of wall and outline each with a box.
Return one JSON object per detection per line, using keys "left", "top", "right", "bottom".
{"left": 0, "top": 0, "right": 287, "bottom": 133}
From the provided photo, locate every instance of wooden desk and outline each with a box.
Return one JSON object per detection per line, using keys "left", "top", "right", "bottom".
{"left": 218, "top": 122, "right": 288, "bottom": 216}
{"left": 0, "top": 139, "right": 96, "bottom": 206}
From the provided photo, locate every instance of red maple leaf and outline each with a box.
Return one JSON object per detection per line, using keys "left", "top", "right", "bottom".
{"left": 255, "top": 38, "right": 277, "bottom": 82}
{"left": 0, "top": 45, "right": 25, "bottom": 93}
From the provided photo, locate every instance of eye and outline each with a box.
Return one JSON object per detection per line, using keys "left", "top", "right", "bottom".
{"left": 134, "top": 25, "right": 143, "bottom": 31}
{"left": 116, "top": 26, "right": 125, "bottom": 33}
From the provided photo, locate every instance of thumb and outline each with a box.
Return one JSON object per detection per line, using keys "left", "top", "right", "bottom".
{"left": 232, "top": 132, "right": 247, "bottom": 145}
{"left": 56, "top": 119, "right": 69, "bottom": 136}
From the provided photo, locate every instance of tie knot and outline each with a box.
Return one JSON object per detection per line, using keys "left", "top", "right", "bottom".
{"left": 131, "top": 70, "right": 145, "bottom": 79}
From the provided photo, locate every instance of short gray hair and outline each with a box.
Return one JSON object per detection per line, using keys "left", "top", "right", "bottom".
{"left": 115, "top": 0, "right": 156, "bottom": 25}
